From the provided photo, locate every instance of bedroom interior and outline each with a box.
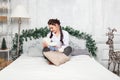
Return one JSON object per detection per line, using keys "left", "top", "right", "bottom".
{"left": 0, "top": 0, "right": 120, "bottom": 79}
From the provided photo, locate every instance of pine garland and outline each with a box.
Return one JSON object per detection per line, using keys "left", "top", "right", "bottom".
{"left": 12, "top": 26, "right": 97, "bottom": 58}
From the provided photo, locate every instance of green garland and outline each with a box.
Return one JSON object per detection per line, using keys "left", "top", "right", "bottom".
{"left": 12, "top": 26, "right": 97, "bottom": 58}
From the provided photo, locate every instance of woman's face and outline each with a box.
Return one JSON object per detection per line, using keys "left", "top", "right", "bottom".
{"left": 49, "top": 24, "right": 60, "bottom": 34}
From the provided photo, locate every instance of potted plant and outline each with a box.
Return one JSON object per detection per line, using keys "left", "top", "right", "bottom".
{"left": 1, "top": 37, "right": 7, "bottom": 50}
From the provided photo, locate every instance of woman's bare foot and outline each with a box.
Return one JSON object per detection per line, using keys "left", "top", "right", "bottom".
{"left": 48, "top": 61, "right": 53, "bottom": 65}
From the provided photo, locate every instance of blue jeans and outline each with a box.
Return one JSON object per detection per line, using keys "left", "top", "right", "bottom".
{"left": 49, "top": 46, "right": 58, "bottom": 51}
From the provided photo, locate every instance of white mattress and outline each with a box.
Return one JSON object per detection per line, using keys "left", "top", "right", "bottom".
{"left": 0, "top": 54, "right": 120, "bottom": 80}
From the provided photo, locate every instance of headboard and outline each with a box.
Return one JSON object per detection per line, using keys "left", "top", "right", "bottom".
{"left": 12, "top": 26, "right": 97, "bottom": 58}
{"left": 22, "top": 36, "right": 86, "bottom": 53}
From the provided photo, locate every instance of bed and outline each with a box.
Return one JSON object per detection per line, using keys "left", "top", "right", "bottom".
{"left": 0, "top": 37, "right": 120, "bottom": 80}
{"left": 0, "top": 54, "right": 120, "bottom": 80}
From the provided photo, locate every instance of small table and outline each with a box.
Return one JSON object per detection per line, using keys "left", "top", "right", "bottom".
{"left": 0, "top": 49, "right": 10, "bottom": 61}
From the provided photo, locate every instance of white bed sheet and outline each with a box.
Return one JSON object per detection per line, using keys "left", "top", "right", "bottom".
{"left": 0, "top": 54, "right": 120, "bottom": 80}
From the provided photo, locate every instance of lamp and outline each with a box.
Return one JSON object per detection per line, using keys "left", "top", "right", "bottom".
{"left": 11, "top": 5, "right": 29, "bottom": 56}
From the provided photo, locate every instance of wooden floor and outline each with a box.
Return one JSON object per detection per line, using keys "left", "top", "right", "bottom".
{"left": 0, "top": 58, "right": 12, "bottom": 70}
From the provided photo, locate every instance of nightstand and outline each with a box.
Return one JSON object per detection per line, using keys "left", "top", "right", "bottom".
{"left": 0, "top": 49, "right": 10, "bottom": 61}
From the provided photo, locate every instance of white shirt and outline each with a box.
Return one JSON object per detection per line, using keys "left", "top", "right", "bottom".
{"left": 47, "top": 30, "right": 69, "bottom": 49}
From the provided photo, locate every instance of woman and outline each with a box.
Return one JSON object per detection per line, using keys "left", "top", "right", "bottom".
{"left": 42, "top": 19, "right": 72, "bottom": 62}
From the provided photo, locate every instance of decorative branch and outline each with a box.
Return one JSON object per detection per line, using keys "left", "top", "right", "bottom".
{"left": 12, "top": 26, "right": 97, "bottom": 59}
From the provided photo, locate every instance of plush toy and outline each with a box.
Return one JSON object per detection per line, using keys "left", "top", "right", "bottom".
{"left": 43, "top": 37, "right": 64, "bottom": 52}
{"left": 43, "top": 37, "right": 57, "bottom": 46}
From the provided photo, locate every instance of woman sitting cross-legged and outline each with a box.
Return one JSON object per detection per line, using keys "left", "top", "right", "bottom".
{"left": 42, "top": 19, "right": 72, "bottom": 64}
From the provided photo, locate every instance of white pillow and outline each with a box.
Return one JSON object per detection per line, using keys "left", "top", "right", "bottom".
{"left": 27, "top": 46, "right": 43, "bottom": 57}
{"left": 69, "top": 36, "right": 86, "bottom": 49}
{"left": 23, "top": 38, "right": 43, "bottom": 57}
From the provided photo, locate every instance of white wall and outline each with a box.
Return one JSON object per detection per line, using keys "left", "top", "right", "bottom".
{"left": 9, "top": 0, "right": 120, "bottom": 68}
{"left": 11, "top": 0, "right": 94, "bottom": 34}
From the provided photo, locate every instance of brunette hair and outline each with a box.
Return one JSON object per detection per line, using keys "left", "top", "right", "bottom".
{"left": 48, "top": 19, "right": 64, "bottom": 45}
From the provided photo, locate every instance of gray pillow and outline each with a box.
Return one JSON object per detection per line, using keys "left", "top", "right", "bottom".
{"left": 71, "top": 48, "right": 90, "bottom": 56}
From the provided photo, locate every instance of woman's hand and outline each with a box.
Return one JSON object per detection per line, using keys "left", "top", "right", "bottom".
{"left": 42, "top": 41, "right": 48, "bottom": 48}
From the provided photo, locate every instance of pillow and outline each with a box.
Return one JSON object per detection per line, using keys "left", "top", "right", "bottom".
{"left": 43, "top": 51, "right": 70, "bottom": 66}
{"left": 27, "top": 46, "right": 43, "bottom": 57}
{"left": 71, "top": 48, "right": 90, "bottom": 56}
{"left": 27, "top": 41, "right": 43, "bottom": 57}
{"left": 23, "top": 38, "right": 43, "bottom": 57}
{"left": 69, "top": 36, "right": 86, "bottom": 49}
{"left": 23, "top": 38, "right": 42, "bottom": 53}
